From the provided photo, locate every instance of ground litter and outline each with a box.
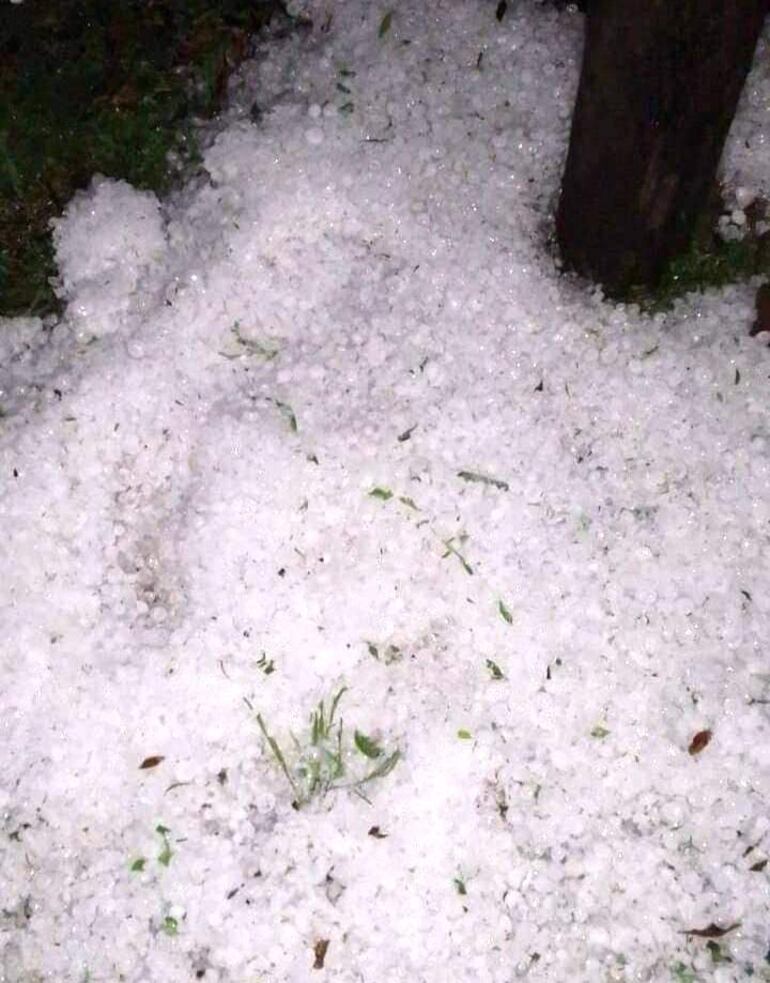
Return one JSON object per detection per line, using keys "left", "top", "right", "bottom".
{"left": 1, "top": 2, "right": 769, "bottom": 981}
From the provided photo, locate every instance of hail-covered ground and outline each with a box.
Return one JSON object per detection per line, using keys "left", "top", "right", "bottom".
{"left": 2, "top": 2, "right": 770, "bottom": 981}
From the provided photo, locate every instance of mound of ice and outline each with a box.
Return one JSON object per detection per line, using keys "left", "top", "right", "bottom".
{"left": 51, "top": 176, "right": 167, "bottom": 337}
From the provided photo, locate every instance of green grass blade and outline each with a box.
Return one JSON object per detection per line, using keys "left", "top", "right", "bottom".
{"left": 328, "top": 686, "right": 347, "bottom": 729}
{"left": 256, "top": 713, "right": 299, "bottom": 798}
{"left": 359, "top": 749, "right": 400, "bottom": 784}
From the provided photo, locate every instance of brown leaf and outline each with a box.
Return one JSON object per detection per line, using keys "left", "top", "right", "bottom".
{"left": 368, "top": 825, "right": 388, "bottom": 839}
{"left": 688, "top": 730, "right": 712, "bottom": 755}
{"left": 139, "top": 755, "right": 165, "bottom": 770}
{"left": 749, "top": 858, "right": 768, "bottom": 872}
{"left": 313, "top": 939, "right": 329, "bottom": 970}
{"left": 680, "top": 922, "right": 741, "bottom": 939}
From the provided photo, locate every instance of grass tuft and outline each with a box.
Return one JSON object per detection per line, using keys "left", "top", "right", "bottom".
{"left": 256, "top": 687, "right": 400, "bottom": 808}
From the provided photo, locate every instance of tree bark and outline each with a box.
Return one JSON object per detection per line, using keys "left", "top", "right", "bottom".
{"left": 556, "top": 0, "right": 768, "bottom": 299}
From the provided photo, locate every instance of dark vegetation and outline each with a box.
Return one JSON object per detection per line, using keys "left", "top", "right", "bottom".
{"left": 645, "top": 188, "right": 770, "bottom": 311}
{"left": 0, "top": 0, "right": 291, "bottom": 317}
{"left": 0, "top": 0, "right": 768, "bottom": 320}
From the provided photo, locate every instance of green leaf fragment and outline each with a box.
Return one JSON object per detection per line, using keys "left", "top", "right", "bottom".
{"left": 706, "top": 941, "right": 731, "bottom": 964}
{"left": 498, "top": 600, "right": 513, "bottom": 624}
{"left": 367, "top": 641, "right": 402, "bottom": 664}
{"left": 161, "top": 915, "right": 178, "bottom": 936}
{"left": 591, "top": 725, "right": 610, "bottom": 739}
{"left": 271, "top": 399, "right": 297, "bottom": 432}
{"left": 360, "top": 749, "right": 400, "bottom": 784}
{"left": 457, "top": 729, "right": 472, "bottom": 740}
{"left": 453, "top": 877, "right": 467, "bottom": 896}
{"left": 130, "top": 857, "right": 146, "bottom": 872}
{"left": 442, "top": 539, "right": 473, "bottom": 575}
{"left": 383, "top": 644, "right": 402, "bottom": 664}
{"left": 157, "top": 828, "right": 173, "bottom": 867}
{"left": 369, "top": 487, "right": 393, "bottom": 500}
{"left": 229, "top": 322, "right": 279, "bottom": 360}
{"left": 398, "top": 495, "right": 419, "bottom": 510}
{"left": 486, "top": 659, "right": 504, "bottom": 680}
{"left": 671, "top": 963, "right": 697, "bottom": 983}
{"left": 379, "top": 11, "right": 393, "bottom": 37}
{"left": 363, "top": 750, "right": 401, "bottom": 782}
{"left": 354, "top": 730, "right": 383, "bottom": 759}
{"left": 457, "top": 470, "right": 509, "bottom": 492}
{"left": 155, "top": 824, "right": 173, "bottom": 866}
{"left": 256, "top": 652, "right": 275, "bottom": 675}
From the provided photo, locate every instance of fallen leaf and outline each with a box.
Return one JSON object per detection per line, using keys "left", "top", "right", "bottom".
{"left": 680, "top": 922, "right": 740, "bottom": 939}
{"left": 354, "top": 730, "right": 383, "bottom": 759}
{"left": 457, "top": 470, "right": 509, "bottom": 491}
{"left": 688, "top": 730, "right": 712, "bottom": 755}
{"left": 313, "top": 939, "right": 330, "bottom": 970}
{"left": 750, "top": 858, "right": 768, "bottom": 872}
{"left": 139, "top": 755, "right": 165, "bottom": 769}
{"left": 368, "top": 825, "right": 388, "bottom": 839}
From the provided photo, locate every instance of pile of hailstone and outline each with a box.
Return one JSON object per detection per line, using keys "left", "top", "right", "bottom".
{"left": 1, "top": 2, "right": 769, "bottom": 981}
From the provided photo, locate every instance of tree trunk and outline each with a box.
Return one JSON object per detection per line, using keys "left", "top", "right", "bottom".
{"left": 556, "top": 0, "right": 767, "bottom": 299}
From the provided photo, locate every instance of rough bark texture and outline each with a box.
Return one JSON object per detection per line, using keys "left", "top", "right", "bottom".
{"left": 556, "top": 0, "right": 768, "bottom": 298}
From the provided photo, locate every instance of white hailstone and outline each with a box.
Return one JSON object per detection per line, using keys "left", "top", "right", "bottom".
{"left": 735, "top": 185, "right": 756, "bottom": 208}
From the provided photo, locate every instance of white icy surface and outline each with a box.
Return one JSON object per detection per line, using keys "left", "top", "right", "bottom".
{"left": 1, "top": 3, "right": 769, "bottom": 981}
